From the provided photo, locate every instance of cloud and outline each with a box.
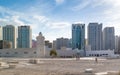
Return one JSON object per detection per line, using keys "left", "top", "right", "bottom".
{"left": 33, "top": 15, "right": 49, "bottom": 23}
{"left": 73, "top": 21, "right": 85, "bottom": 24}
{"left": 103, "top": 0, "right": 120, "bottom": 19}
{"left": 0, "top": 6, "right": 24, "bottom": 16}
{"left": 47, "top": 22, "right": 70, "bottom": 29}
{"left": 1, "top": 0, "right": 119, "bottom": 41}
{"left": 11, "top": 16, "right": 25, "bottom": 25}
{"left": 0, "top": 5, "right": 71, "bottom": 41}
{"left": 97, "top": 0, "right": 120, "bottom": 24}
{"left": 72, "top": 0, "right": 91, "bottom": 11}
{"left": 71, "top": 0, "right": 120, "bottom": 24}
{"left": 55, "top": 0, "right": 65, "bottom": 4}
{"left": 92, "top": 0, "right": 120, "bottom": 35}
{"left": 44, "top": 25, "right": 71, "bottom": 42}
{"left": 0, "top": 16, "right": 25, "bottom": 26}
{"left": 71, "top": 0, "right": 109, "bottom": 11}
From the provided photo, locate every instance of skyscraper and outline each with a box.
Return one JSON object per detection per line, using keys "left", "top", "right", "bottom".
{"left": 88, "top": 23, "right": 102, "bottom": 50}
{"left": 115, "top": 36, "right": 119, "bottom": 53}
{"left": 55, "top": 37, "right": 70, "bottom": 50}
{"left": 17, "top": 26, "right": 32, "bottom": 48}
{"left": 45, "top": 40, "right": 52, "bottom": 48}
{"left": 32, "top": 40, "right": 37, "bottom": 48}
{"left": 53, "top": 40, "right": 56, "bottom": 49}
{"left": 118, "top": 37, "right": 120, "bottom": 54}
{"left": 0, "top": 26, "right": 2, "bottom": 40}
{"left": 103, "top": 27, "right": 115, "bottom": 50}
{"left": 72, "top": 24, "right": 85, "bottom": 50}
{"left": 3, "top": 25, "right": 16, "bottom": 48}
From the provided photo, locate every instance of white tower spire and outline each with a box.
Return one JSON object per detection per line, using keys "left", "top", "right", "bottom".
{"left": 36, "top": 32, "right": 45, "bottom": 58}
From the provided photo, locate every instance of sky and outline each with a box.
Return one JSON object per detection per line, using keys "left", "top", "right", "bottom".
{"left": 0, "top": 0, "right": 120, "bottom": 42}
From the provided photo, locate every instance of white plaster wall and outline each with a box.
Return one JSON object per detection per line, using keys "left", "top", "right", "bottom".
{"left": 86, "top": 50, "right": 115, "bottom": 57}
{"left": 0, "top": 48, "right": 116, "bottom": 58}
{"left": 0, "top": 48, "right": 37, "bottom": 58}
{"left": 57, "top": 50, "right": 77, "bottom": 57}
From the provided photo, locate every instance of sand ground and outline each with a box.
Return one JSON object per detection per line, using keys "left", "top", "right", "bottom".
{"left": 0, "top": 57, "right": 120, "bottom": 75}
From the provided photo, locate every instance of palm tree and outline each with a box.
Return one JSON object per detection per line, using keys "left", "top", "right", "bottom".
{"left": 50, "top": 49, "right": 57, "bottom": 58}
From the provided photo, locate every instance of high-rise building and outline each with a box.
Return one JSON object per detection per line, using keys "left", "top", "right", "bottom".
{"left": 45, "top": 40, "right": 52, "bottom": 48}
{"left": 3, "top": 25, "right": 16, "bottom": 48}
{"left": 115, "top": 36, "right": 119, "bottom": 53}
{"left": 118, "top": 37, "right": 120, "bottom": 54}
{"left": 55, "top": 37, "right": 71, "bottom": 50}
{"left": 17, "top": 26, "right": 32, "bottom": 48}
{"left": 32, "top": 40, "right": 37, "bottom": 48}
{"left": 0, "top": 26, "right": 2, "bottom": 40}
{"left": 53, "top": 40, "right": 56, "bottom": 49}
{"left": 72, "top": 24, "right": 85, "bottom": 50}
{"left": 103, "top": 27, "right": 115, "bottom": 50}
{"left": 88, "top": 23, "right": 102, "bottom": 50}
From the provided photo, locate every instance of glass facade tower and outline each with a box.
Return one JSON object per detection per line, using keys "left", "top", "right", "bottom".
{"left": 18, "top": 26, "right": 32, "bottom": 48}
{"left": 72, "top": 24, "right": 85, "bottom": 50}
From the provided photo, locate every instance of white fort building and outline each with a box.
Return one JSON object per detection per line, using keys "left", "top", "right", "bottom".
{"left": 0, "top": 32, "right": 76, "bottom": 58}
{"left": 0, "top": 32, "right": 118, "bottom": 58}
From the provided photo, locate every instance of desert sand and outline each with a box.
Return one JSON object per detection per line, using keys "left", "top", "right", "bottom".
{"left": 0, "top": 57, "right": 120, "bottom": 75}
